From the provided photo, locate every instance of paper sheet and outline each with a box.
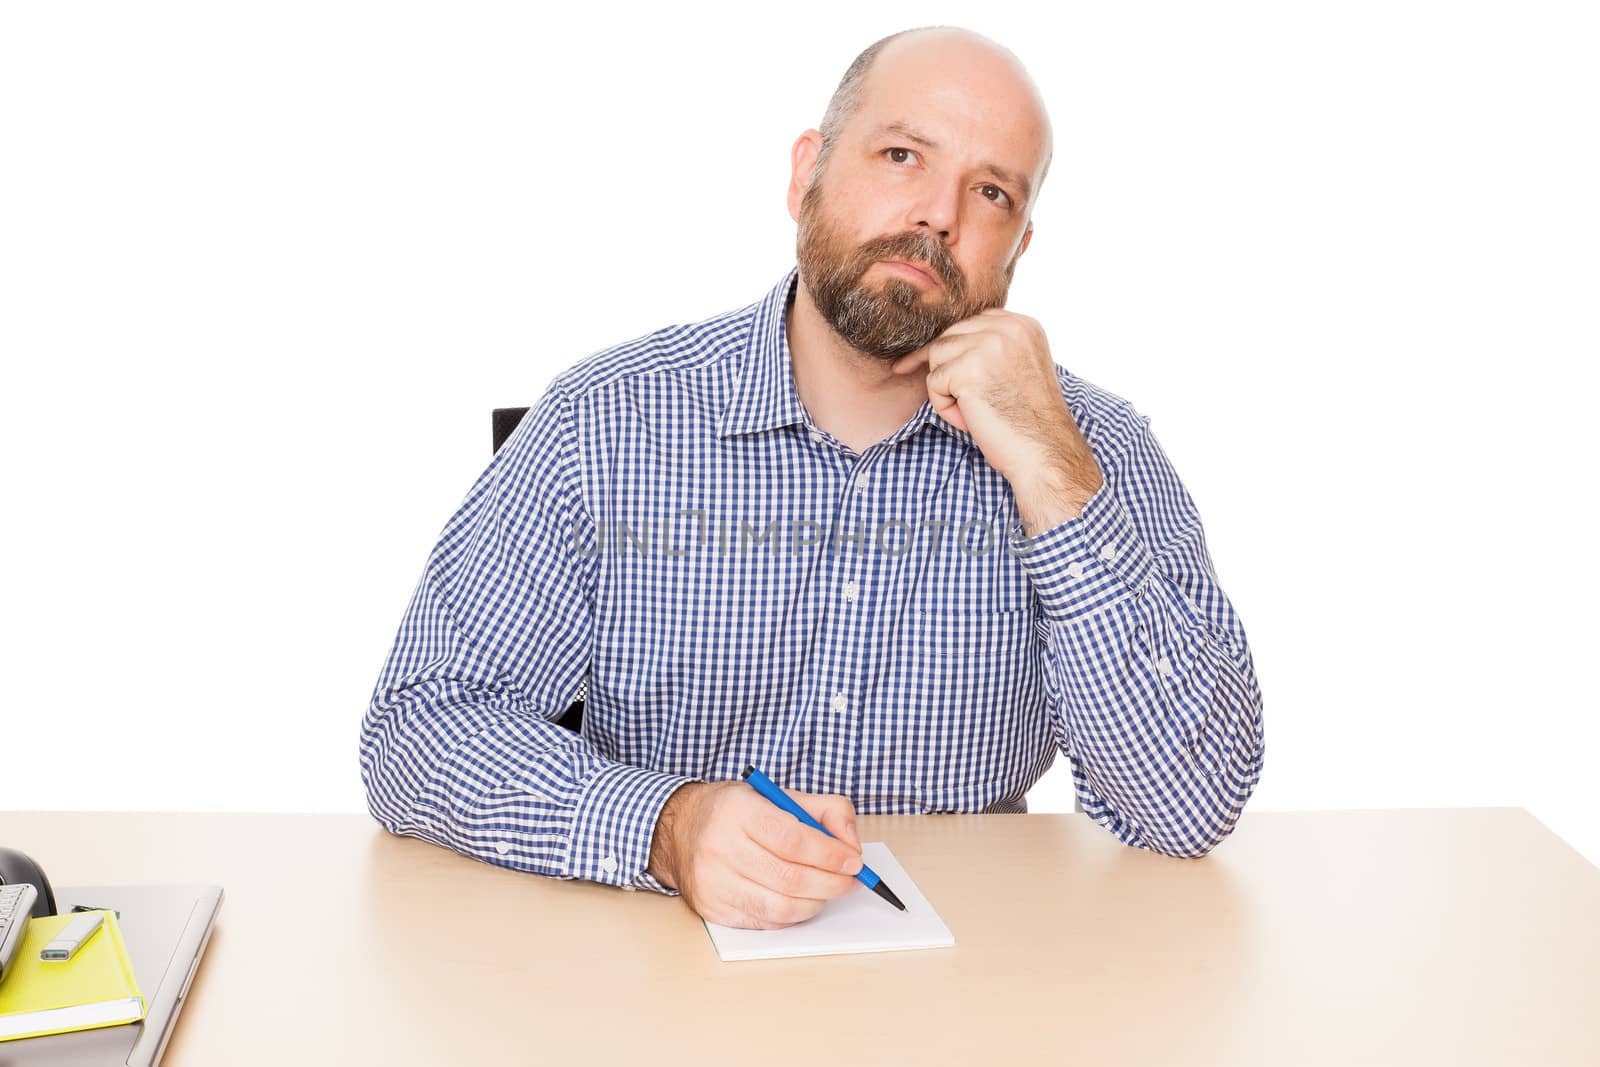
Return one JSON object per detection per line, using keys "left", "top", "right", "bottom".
{"left": 702, "top": 842, "right": 955, "bottom": 961}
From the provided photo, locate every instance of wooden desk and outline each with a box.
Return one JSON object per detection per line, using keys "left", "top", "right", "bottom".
{"left": 1, "top": 809, "right": 1596, "bottom": 1065}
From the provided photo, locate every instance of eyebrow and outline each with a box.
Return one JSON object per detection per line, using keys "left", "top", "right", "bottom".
{"left": 871, "top": 120, "right": 1033, "bottom": 208}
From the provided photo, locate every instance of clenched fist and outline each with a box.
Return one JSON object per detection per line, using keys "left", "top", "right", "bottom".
{"left": 646, "top": 779, "right": 864, "bottom": 930}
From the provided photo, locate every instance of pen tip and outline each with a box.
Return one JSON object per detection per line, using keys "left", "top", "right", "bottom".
{"left": 872, "top": 881, "right": 908, "bottom": 912}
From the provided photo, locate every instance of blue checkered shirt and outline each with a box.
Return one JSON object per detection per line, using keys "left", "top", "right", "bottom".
{"left": 359, "top": 265, "right": 1266, "bottom": 895}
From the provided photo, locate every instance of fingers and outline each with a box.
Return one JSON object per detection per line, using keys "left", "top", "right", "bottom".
{"left": 737, "top": 818, "right": 863, "bottom": 901}
{"left": 890, "top": 317, "right": 986, "bottom": 374}
{"left": 697, "top": 845, "right": 838, "bottom": 930}
{"left": 897, "top": 342, "right": 973, "bottom": 434}
{"left": 930, "top": 394, "right": 968, "bottom": 430}
{"left": 803, "top": 792, "right": 861, "bottom": 850}
{"left": 890, "top": 346, "right": 930, "bottom": 374}
{"left": 723, "top": 844, "right": 844, "bottom": 927}
{"left": 750, "top": 791, "right": 861, "bottom": 868}
{"left": 693, "top": 864, "right": 828, "bottom": 930}
{"left": 696, "top": 881, "right": 824, "bottom": 930}
{"left": 677, "top": 785, "right": 868, "bottom": 931}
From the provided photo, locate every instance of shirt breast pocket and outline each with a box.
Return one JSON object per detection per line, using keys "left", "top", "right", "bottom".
{"left": 902, "top": 607, "right": 1049, "bottom": 809}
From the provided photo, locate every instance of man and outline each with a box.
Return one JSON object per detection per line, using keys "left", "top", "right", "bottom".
{"left": 359, "top": 25, "right": 1265, "bottom": 932}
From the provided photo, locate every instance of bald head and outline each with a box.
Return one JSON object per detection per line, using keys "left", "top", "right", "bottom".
{"left": 814, "top": 26, "right": 1053, "bottom": 207}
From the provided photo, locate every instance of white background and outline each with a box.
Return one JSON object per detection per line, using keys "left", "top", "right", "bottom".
{"left": 3, "top": 2, "right": 1596, "bottom": 866}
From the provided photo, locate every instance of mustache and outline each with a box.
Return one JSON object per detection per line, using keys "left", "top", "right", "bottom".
{"left": 856, "top": 235, "right": 961, "bottom": 294}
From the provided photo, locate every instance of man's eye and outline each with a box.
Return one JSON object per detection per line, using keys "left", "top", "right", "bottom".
{"left": 884, "top": 147, "right": 918, "bottom": 165}
{"left": 982, "top": 184, "right": 1014, "bottom": 209}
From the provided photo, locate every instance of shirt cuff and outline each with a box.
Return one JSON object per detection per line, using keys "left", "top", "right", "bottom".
{"left": 1009, "top": 478, "right": 1158, "bottom": 622}
{"left": 569, "top": 763, "right": 700, "bottom": 894}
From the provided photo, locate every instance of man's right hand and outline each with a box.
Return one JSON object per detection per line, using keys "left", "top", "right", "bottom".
{"left": 645, "top": 779, "right": 864, "bottom": 930}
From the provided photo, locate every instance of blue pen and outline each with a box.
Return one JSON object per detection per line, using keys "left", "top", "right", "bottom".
{"left": 741, "top": 765, "right": 906, "bottom": 912}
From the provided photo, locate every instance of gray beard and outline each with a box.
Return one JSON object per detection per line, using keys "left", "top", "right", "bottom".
{"left": 814, "top": 277, "right": 946, "bottom": 360}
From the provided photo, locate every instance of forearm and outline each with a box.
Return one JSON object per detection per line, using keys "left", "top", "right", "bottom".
{"left": 1009, "top": 422, "right": 1104, "bottom": 536}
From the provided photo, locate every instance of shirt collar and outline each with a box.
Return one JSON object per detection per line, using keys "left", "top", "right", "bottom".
{"left": 716, "top": 264, "right": 972, "bottom": 449}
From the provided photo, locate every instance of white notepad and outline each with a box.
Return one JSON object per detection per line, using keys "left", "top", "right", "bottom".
{"left": 702, "top": 842, "right": 956, "bottom": 962}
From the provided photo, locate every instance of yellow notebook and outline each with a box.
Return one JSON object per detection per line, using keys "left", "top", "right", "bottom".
{"left": 0, "top": 910, "right": 146, "bottom": 1042}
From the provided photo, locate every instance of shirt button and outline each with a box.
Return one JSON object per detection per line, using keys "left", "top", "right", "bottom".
{"left": 621, "top": 884, "right": 637, "bottom": 892}
{"left": 843, "top": 580, "right": 859, "bottom": 602}
{"left": 1099, "top": 544, "right": 1118, "bottom": 562}
{"left": 600, "top": 854, "right": 619, "bottom": 874}
{"left": 831, "top": 691, "right": 848, "bottom": 713}
{"left": 494, "top": 842, "right": 510, "bottom": 856}
{"left": 809, "top": 430, "right": 825, "bottom": 444}
{"left": 1157, "top": 656, "right": 1173, "bottom": 677}
{"left": 855, "top": 474, "right": 870, "bottom": 492}
{"left": 1065, "top": 561, "right": 1086, "bottom": 580}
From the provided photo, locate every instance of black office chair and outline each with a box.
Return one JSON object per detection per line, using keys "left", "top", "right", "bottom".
{"left": 494, "top": 406, "right": 586, "bottom": 735}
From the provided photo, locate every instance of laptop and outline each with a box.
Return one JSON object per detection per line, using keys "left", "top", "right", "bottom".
{"left": 0, "top": 883, "right": 223, "bottom": 1067}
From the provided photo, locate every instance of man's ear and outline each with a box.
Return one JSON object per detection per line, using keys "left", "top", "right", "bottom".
{"left": 787, "top": 130, "right": 823, "bottom": 223}
{"left": 1018, "top": 222, "right": 1034, "bottom": 259}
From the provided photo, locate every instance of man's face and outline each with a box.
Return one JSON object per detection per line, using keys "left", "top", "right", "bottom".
{"left": 796, "top": 168, "right": 1023, "bottom": 360}
{"left": 791, "top": 41, "right": 1046, "bottom": 362}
